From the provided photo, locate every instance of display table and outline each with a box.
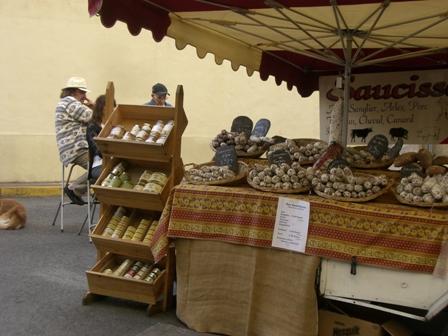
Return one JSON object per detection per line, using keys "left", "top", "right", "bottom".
{"left": 148, "top": 183, "right": 448, "bottom": 335}
{"left": 151, "top": 183, "right": 448, "bottom": 273}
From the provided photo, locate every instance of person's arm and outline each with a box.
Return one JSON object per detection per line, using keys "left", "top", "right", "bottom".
{"left": 66, "top": 98, "right": 93, "bottom": 123}
{"left": 82, "top": 97, "right": 94, "bottom": 109}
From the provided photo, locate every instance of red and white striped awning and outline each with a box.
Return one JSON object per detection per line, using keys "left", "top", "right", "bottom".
{"left": 89, "top": 0, "right": 448, "bottom": 97}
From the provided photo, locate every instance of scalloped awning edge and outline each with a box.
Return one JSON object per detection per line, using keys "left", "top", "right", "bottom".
{"left": 167, "top": 15, "right": 266, "bottom": 81}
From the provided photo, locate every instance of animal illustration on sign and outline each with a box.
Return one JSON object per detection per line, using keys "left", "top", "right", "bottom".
{"left": 389, "top": 127, "right": 408, "bottom": 140}
{"left": 350, "top": 128, "right": 372, "bottom": 142}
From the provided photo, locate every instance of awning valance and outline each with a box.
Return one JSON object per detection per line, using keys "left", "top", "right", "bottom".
{"left": 89, "top": 0, "right": 448, "bottom": 97}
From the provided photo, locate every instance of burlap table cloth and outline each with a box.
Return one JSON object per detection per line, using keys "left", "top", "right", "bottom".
{"left": 175, "top": 239, "right": 319, "bottom": 336}
{"left": 151, "top": 183, "right": 448, "bottom": 273}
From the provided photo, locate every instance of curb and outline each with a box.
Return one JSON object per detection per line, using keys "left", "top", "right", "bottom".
{"left": 0, "top": 185, "right": 60, "bottom": 197}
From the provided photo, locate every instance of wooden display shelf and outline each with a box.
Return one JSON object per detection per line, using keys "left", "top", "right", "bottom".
{"left": 95, "top": 104, "right": 187, "bottom": 162}
{"left": 85, "top": 84, "right": 187, "bottom": 314}
{"left": 92, "top": 158, "right": 171, "bottom": 211}
{"left": 91, "top": 206, "right": 159, "bottom": 260}
{"left": 86, "top": 252, "right": 165, "bottom": 305}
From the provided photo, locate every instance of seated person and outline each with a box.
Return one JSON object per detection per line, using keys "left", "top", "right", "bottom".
{"left": 86, "top": 95, "right": 106, "bottom": 182}
{"left": 144, "top": 83, "right": 172, "bottom": 107}
{"left": 86, "top": 94, "right": 116, "bottom": 181}
{"left": 55, "top": 76, "right": 93, "bottom": 205}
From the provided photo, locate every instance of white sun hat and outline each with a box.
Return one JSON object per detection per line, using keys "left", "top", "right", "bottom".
{"left": 63, "top": 76, "right": 90, "bottom": 92}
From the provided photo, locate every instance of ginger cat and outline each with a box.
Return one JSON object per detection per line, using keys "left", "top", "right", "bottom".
{"left": 0, "top": 199, "right": 27, "bottom": 230}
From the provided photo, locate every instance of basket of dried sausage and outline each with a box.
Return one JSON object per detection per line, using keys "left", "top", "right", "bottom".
{"left": 344, "top": 135, "right": 403, "bottom": 169}
{"left": 211, "top": 130, "right": 271, "bottom": 159}
{"left": 184, "top": 161, "right": 249, "bottom": 186}
{"left": 312, "top": 167, "right": 393, "bottom": 202}
{"left": 393, "top": 172, "right": 448, "bottom": 208}
{"left": 344, "top": 146, "right": 395, "bottom": 169}
{"left": 247, "top": 162, "right": 314, "bottom": 194}
{"left": 267, "top": 138, "right": 328, "bottom": 166}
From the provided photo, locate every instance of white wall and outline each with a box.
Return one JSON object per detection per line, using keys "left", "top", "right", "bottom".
{"left": 0, "top": 0, "right": 319, "bottom": 183}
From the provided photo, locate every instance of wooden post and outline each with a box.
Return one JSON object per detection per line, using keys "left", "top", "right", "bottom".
{"left": 104, "top": 81, "right": 115, "bottom": 124}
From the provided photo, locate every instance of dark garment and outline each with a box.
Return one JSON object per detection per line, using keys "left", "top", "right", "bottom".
{"left": 144, "top": 99, "right": 172, "bottom": 107}
{"left": 86, "top": 123, "right": 102, "bottom": 179}
{"left": 90, "top": 165, "right": 102, "bottom": 180}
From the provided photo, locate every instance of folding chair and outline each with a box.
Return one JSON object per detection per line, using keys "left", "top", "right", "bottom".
{"left": 51, "top": 163, "right": 85, "bottom": 232}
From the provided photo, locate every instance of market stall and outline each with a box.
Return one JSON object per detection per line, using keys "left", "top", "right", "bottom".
{"left": 84, "top": 0, "right": 448, "bottom": 333}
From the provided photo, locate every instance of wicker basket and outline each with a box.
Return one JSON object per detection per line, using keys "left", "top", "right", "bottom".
{"left": 313, "top": 173, "right": 394, "bottom": 202}
{"left": 291, "top": 138, "right": 328, "bottom": 165}
{"left": 210, "top": 142, "right": 268, "bottom": 159}
{"left": 392, "top": 188, "right": 448, "bottom": 208}
{"left": 347, "top": 146, "right": 394, "bottom": 169}
{"left": 247, "top": 177, "right": 311, "bottom": 194}
{"left": 184, "top": 161, "right": 249, "bottom": 186}
{"left": 236, "top": 148, "right": 267, "bottom": 158}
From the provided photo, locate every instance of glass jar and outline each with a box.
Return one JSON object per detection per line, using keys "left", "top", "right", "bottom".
{"left": 114, "top": 206, "right": 127, "bottom": 217}
{"left": 130, "top": 124, "right": 141, "bottom": 136}
{"left": 135, "top": 129, "right": 149, "bottom": 142}
{"left": 112, "top": 258, "right": 133, "bottom": 277}
{"left": 132, "top": 219, "right": 151, "bottom": 241}
{"left": 142, "top": 220, "right": 158, "bottom": 243}
{"left": 141, "top": 123, "right": 152, "bottom": 133}
{"left": 134, "top": 170, "right": 153, "bottom": 191}
{"left": 144, "top": 267, "right": 161, "bottom": 284}
{"left": 143, "top": 182, "right": 163, "bottom": 194}
{"left": 120, "top": 172, "right": 130, "bottom": 181}
{"left": 122, "top": 131, "right": 136, "bottom": 141}
{"left": 133, "top": 263, "right": 152, "bottom": 280}
{"left": 124, "top": 261, "right": 144, "bottom": 278}
{"left": 111, "top": 162, "right": 126, "bottom": 176}
{"left": 107, "top": 125, "right": 125, "bottom": 139}
{"left": 148, "top": 172, "right": 167, "bottom": 187}
{"left": 122, "top": 226, "right": 136, "bottom": 240}
{"left": 111, "top": 216, "right": 130, "bottom": 238}
{"left": 101, "top": 173, "right": 114, "bottom": 187}
{"left": 121, "top": 180, "right": 134, "bottom": 189}
{"left": 145, "top": 120, "right": 164, "bottom": 143}
{"left": 102, "top": 214, "right": 121, "bottom": 236}
{"left": 156, "top": 120, "right": 174, "bottom": 144}
{"left": 110, "top": 175, "right": 122, "bottom": 188}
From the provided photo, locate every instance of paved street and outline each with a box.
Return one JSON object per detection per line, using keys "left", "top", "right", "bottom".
{"left": 0, "top": 196, "right": 206, "bottom": 336}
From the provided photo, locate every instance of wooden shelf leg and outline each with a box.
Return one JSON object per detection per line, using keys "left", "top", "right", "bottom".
{"left": 146, "top": 301, "right": 163, "bottom": 316}
{"left": 162, "top": 244, "right": 176, "bottom": 312}
{"left": 82, "top": 291, "right": 103, "bottom": 305}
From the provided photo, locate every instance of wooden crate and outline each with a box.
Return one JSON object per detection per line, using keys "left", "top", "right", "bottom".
{"left": 92, "top": 158, "right": 171, "bottom": 211}
{"left": 86, "top": 252, "right": 166, "bottom": 305}
{"left": 91, "top": 207, "right": 159, "bottom": 260}
{"left": 95, "top": 104, "right": 187, "bottom": 162}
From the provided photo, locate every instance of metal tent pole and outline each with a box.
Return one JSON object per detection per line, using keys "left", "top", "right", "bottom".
{"left": 342, "top": 32, "right": 352, "bottom": 147}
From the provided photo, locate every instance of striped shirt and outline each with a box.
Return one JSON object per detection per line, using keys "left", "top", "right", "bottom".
{"left": 55, "top": 96, "right": 93, "bottom": 165}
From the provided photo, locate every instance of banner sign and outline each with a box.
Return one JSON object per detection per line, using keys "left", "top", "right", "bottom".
{"left": 319, "top": 70, "right": 448, "bottom": 144}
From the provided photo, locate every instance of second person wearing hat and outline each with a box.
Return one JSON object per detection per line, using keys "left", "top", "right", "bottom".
{"left": 144, "top": 83, "right": 172, "bottom": 107}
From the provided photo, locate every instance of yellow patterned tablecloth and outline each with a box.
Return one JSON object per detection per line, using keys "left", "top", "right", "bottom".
{"left": 151, "top": 183, "right": 448, "bottom": 273}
